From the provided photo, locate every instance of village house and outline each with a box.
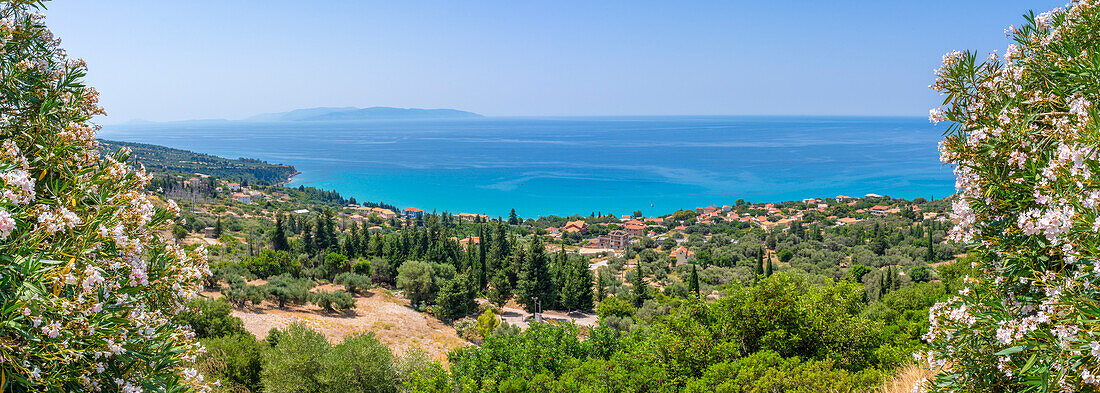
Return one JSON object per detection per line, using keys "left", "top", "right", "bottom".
{"left": 835, "top": 195, "right": 854, "bottom": 202}
{"left": 232, "top": 193, "right": 251, "bottom": 204}
{"left": 226, "top": 183, "right": 241, "bottom": 191}
{"left": 458, "top": 237, "right": 480, "bottom": 250}
{"left": 402, "top": 207, "right": 423, "bottom": 219}
{"left": 838, "top": 217, "right": 860, "bottom": 225}
{"left": 623, "top": 223, "right": 646, "bottom": 238}
{"left": 869, "top": 205, "right": 891, "bottom": 216}
{"left": 563, "top": 220, "right": 589, "bottom": 234}
{"left": 670, "top": 245, "right": 695, "bottom": 265}
{"left": 203, "top": 227, "right": 217, "bottom": 238}
{"left": 595, "top": 230, "right": 630, "bottom": 250}
{"left": 457, "top": 212, "right": 489, "bottom": 221}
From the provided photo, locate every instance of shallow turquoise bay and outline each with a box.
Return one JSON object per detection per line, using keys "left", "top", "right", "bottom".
{"left": 100, "top": 116, "right": 954, "bottom": 217}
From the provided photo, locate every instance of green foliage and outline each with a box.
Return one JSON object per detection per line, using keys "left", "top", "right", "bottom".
{"left": 318, "top": 333, "right": 399, "bottom": 393}
{"left": 175, "top": 298, "right": 247, "bottom": 339}
{"left": 370, "top": 257, "right": 397, "bottom": 286}
{"left": 244, "top": 249, "right": 294, "bottom": 278}
{"left": 100, "top": 139, "right": 296, "bottom": 184}
{"left": 476, "top": 309, "right": 501, "bottom": 337}
{"left": 515, "top": 236, "right": 555, "bottom": 313}
{"left": 265, "top": 273, "right": 312, "bottom": 308}
{"left": 397, "top": 260, "right": 455, "bottom": 307}
{"left": 198, "top": 333, "right": 265, "bottom": 393}
{"left": 595, "top": 295, "right": 636, "bottom": 319}
{"left": 221, "top": 275, "right": 268, "bottom": 307}
{"left": 333, "top": 272, "right": 372, "bottom": 294}
{"left": 262, "top": 323, "right": 329, "bottom": 393}
{"left": 310, "top": 290, "right": 356, "bottom": 312}
{"left": 908, "top": 265, "right": 931, "bottom": 283}
{"left": 434, "top": 274, "right": 477, "bottom": 322}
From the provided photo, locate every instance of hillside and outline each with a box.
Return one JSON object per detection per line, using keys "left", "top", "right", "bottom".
{"left": 99, "top": 139, "right": 298, "bottom": 185}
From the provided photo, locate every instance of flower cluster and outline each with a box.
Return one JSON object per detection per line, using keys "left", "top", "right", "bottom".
{"left": 0, "top": 2, "right": 210, "bottom": 392}
{"left": 921, "top": 1, "right": 1100, "bottom": 391}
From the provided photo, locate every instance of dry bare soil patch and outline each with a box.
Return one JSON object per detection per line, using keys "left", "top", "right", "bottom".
{"left": 203, "top": 284, "right": 467, "bottom": 362}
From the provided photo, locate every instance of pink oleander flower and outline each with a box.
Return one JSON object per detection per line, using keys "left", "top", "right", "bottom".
{"left": 0, "top": 209, "right": 14, "bottom": 238}
{"left": 929, "top": 108, "right": 946, "bottom": 124}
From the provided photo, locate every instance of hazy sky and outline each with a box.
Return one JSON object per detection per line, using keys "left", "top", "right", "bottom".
{"left": 45, "top": 1, "right": 1063, "bottom": 123}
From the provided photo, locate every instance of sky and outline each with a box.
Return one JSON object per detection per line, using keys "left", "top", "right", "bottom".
{"left": 44, "top": 1, "right": 1065, "bottom": 123}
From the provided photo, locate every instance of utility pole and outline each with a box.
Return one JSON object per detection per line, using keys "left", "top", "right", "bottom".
{"left": 533, "top": 296, "right": 542, "bottom": 323}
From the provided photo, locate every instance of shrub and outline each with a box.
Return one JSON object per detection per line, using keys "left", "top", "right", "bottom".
{"left": 262, "top": 323, "right": 329, "bottom": 393}
{"left": 334, "top": 272, "right": 372, "bottom": 294}
{"left": 397, "top": 260, "right": 455, "bottom": 307}
{"left": 924, "top": 3, "right": 1100, "bottom": 391}
{"left": 265, "top": 273, "right": 312, "bottom": 308}
{"left": 0, "top": 3, "right": 210, "bottom": 390}
{"left": 197, "top": 333, "right": 265, "bottom": 393}
{"left": 370, "top": 257, "right": 397, "bottom": 286}
{"left": 174, "top": 298, "right": 247, "bottom": 339}
{"left": 477, "top": 309, "right": 501, "bottom": 338}
{"left": 311, "top": 290, "right": 356, "bottom": 312}
{"left": 318, "top": 332, "right": 399, "bottom": 393}
{"left": 595, "top": 296, "right": 636, "bottom": 319}
{"left": 907, "top": 265, "right": 930, "bottom": 283}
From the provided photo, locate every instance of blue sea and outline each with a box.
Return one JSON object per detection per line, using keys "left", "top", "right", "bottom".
{"left": 99, "top": 116, "right": 955, "bottom": 218}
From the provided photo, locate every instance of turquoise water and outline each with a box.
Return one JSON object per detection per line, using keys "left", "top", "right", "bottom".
{"left": 99, "top": 116, "right": 954, "bottom": 217}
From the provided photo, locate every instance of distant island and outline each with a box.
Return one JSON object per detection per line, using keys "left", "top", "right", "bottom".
{"left": 246, "top": 106, "right": 483, "bottom": 122}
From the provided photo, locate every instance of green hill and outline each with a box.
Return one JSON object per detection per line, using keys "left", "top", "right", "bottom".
{"left": 99, "top": 139, "right": 297, "bottom": 185}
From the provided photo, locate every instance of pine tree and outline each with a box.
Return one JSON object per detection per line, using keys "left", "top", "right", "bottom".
{"left": 488, "top": 270, "right": 512, "bottom": 307}
{"left": 508, "top": 208, "right": 519, "bottom": 225}
{"left": 516, "top": 236, "right": 554, "bottom": 313}
{"left": 689, "top": 263, "right": 700, "bottom": 297}
{"left": 272, "top": 214, "right": 289, "bottom": 251}
{"left": 302, "top": 229, "right": 315, "bottom": 255}
{"left": 559, "top": 254, "right": 594, "bottom": 311}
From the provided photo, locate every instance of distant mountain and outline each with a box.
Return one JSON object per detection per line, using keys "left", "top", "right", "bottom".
{"left": 246, "top": 106, "right": 483, "bottom": 122}
{"left": 245, "top": 107, "right": 358, "bottom": 122}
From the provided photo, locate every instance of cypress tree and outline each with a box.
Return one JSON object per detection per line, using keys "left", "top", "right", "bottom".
{"left": 632, "top": 262, "right": 649, "bottom": 307}
{"left": 596, "top": 270, "right": 607, "bottom": 302}
{"left": 764, "top": 256, "right": 773, "bottom": 277}
{"left": 689, "top": 263, "right": 700, "bottom": 297}
{"left": 214, "top": 217, "right": 223, "bottom": 238}
{"left": 754, "top": 248, "right": 765, "bottom": 277}
{"left": 925, "top": 229, "right": 936, "bottom": 262}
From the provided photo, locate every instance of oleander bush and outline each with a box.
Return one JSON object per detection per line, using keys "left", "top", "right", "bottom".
{"left": 923, "top": 1, "right": 1100, "bottom": 391}
{"left": 0, "top": 1, "right": 210, "bottom": 391}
